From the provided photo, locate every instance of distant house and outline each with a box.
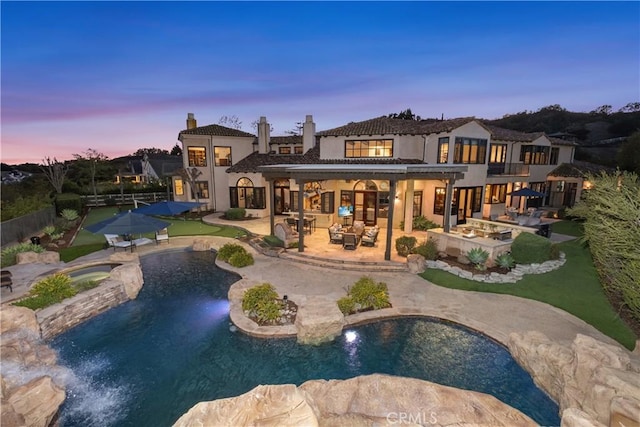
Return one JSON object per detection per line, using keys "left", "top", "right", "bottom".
{"left": 114, "top": 154, "right": 182, "bottom": 185}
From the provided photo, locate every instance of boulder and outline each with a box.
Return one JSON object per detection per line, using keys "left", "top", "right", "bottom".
{"left": 173, "top": 384, "right": 318, "bottom": 427}
{"left": 15, "top": 252, "right": 39, "bottom": 264}
{"left": 110, "top": 263, "right": 144, "bottom": 299}
{"left": 508, "top": 331, "right": 640, "bottom": 426}
{"left": 38, "top": 251, "right": 60, "bottom": 264}
{"left": 192, "top": 238, "right": 211, "bottom": 251}
{"left": 295, "top": 298, "right": 344, "bottom": 345}
{"left": 0, "top": 306, "right": 40, "bottom": 336}
{"left": 406, "top": 254, "right": 425, "bottom": 274}
{"left": 6, "top": 376, "right": 65, "bottom": 427}
{"left": 560, "top": 408, "right": 605, "bottom": 427}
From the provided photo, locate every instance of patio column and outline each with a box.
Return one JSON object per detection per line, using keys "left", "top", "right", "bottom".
{"left": 297, "top": 179, "right": 305, "bottom": 252}
{"left": 267, "top": 179, "right": 275, "bottom": 236}
{"left": 404, "top": 179, "right": 414, "bottom": 233}
{"left": 443, "top": 178, "right": 456, "bottom": 232}
{"left": 384, "top": 180, "right": 397, "bottom": 261}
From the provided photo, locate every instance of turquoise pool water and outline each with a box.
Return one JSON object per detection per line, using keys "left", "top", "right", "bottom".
{"left": 51, "top": 250, "right": 560, "bottom": 426}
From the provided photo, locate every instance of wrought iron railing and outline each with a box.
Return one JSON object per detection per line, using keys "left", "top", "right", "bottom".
{"left": 487, "top": 163, "right": 530, "bottom": 176}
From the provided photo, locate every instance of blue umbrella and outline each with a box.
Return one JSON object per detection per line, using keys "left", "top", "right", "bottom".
{"left": 508, "top": 187, "right": 545, "bottom": 197}
{"left": 132, "top": 201, "right": 204, "bottom": 216}
{"left": 85, "top": 211, "right": 171, "bottom": 235}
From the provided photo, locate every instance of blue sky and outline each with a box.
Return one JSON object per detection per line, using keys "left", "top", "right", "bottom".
{"left": 2, "top": 1, "right": 638, "bottom": 164}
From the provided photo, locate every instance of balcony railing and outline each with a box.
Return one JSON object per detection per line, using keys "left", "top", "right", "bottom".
{"left": 487, "top": 162, "right": 530, "bottom": 176}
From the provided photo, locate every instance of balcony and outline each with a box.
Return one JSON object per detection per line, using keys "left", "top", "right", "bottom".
{"left": 487, "top": 162, "right": 530, "bottom": 176}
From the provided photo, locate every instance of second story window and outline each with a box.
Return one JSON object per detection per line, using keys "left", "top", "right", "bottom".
{"left": 294, "top": 146, "right": 304, "bottom": 154}
{"left": 279, "top": 147, "right": 291, "bottom": 154}
{"left": 520, "top": 145, "right": 549, "bottom": 165}
{"left": 489, "top": 144, "right": 507, "bottom": 163}
{"left": 214, "top": 146, "right": 232, "bottom": 166}
{"left": 345, "top": 139, "right": 393, "bottom": 158}
{"left": 550, "top": 147, "right": 560, "bottom": 165}
{"left": 453, "top": 137, "right": 487, "bottom": 164}
{"left": 437, "top": 137, "right": 449, "bottom": 164}
{"left": 188, "top": 147, "right": 206, "bottom": 167}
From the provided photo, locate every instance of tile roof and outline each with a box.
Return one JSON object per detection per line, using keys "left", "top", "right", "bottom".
{"left": 178, "top": 124, "right": 255, "bottom": 139}
{"left": 316, "top": 116, "right": 478, "bottom": 137}
{"left": 226, "top": 143, "right": 424, "bottom": 174}
{"left": 269, "top": 135, "right": 302, "bottom": 145}
{"left": 548, "top": 161, "right": 615, "bottom": 178}
{"left": 484, "top": 124, "right": 577, "bottom": 146}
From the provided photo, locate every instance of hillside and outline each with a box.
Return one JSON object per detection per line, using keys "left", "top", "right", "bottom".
{"left": 483, "top": 104, "right": 640, "bottom": 166}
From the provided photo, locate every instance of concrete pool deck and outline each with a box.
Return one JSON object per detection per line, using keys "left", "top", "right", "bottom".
{"left": 0, "top": 223, "right": 624, "bottom": 351}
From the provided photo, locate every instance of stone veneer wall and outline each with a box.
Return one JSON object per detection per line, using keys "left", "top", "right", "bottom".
{"left": 36, "top": 279, "right": 130, "bottom": 340}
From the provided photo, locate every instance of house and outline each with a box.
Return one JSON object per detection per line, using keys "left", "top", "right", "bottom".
{"left": 175, "top": 113, "right": 580, "bottom": 257}
{"left": 114, "top": 154, "right": 183, "bottom": 185}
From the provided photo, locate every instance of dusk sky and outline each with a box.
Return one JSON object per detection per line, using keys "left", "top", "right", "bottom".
{"left": 2, "top": 1, "right": 638, "bottom": 165}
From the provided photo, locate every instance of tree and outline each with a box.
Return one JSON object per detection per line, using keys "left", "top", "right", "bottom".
{"left": 618, "top": 102, "right": 640, "bottom": 113}
{"left": 568, "top": 171, "right": 640, "bottom": 325}
{"left": 218, "top": 115, "right": 243, "bottom": 130}
{"left": 170, "top": 143, "right": 182, "bottom": 156}
{"left": 73, "top": 149, "right": 109, "bottom": 205}
{"left": 617, "top": 131, "right": 640, "bottom": 175}
{"left": 131, "top": 148, "right": 169, "bottom": 156}
{"left": 40, "top": 157, "right": 69, "bottom": 194}
{"left": 590, "top": 105, "right": 613, "bottom": 116}
{"left": 250, "top": 119, "right": 274, "bottom": 133}
{"left": 177, "top": 167, "right": 203, "bottom": 211}
{"left": 388, "top": 108, "right": 421, "bottom": 120}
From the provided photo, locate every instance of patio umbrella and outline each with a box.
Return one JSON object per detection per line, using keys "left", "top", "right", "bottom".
{"left": 85, "top": 211, "right": 171, "bottom": 235}
{"left": 508, "top": 187, "right": 545, "bottom": 197}
{"left": 132, "top": 201, "right": 204, "bottom": 216}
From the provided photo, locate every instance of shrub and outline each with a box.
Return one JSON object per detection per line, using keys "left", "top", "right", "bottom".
{"left": 348, "top": 277, "right": 391, "bottom": 311}
{"left": 60, "top": 209, "right": 79, "bottom": 221}
{"left": 466, "top": 247, "right": 489, "bottom": 271}
{"left": 225, "top": 208, "right": 246, "bottom": 220}
{"left": 549, "top": 243, "right": 561, "bottom": 260}
{"left": 14, "top": 273, "right": 77, "bottom": 310}
{"left": 1, "top": 243, "right": 46, "bottom": 268}
{"left": 495, "top": 252, "right": 515, "bottom": 270}
{"left": 217, "top": 243, "right": 245, "bottom": 262}
{"left": 55, "top": 193, "right": 83, "bottom": 214}
{"left": 263, "top": 235, "right": 284, "bottom": 247}
{"left": 337, "top": 296, "right": 356, "bottom": 315}
{"left": 43, "top": 225, "right": 57, "bottom": 236}
{"left": 413, "top": 238, "right": 439, "bottom": 260}
{"left": 399, "top": 215, "right": 439, "bottom": 231}
{"left": 229, "top": 250, "right": 254, "bottom": 267}
{"left": 510, "top": 232, "right": 553, "bottom": 264}
{"left": 242, "top": 283, "right": 281, "bottom": 322}
{"left": 395, "top": 236, "right": 417, "bottom": 257}
{"left": 73, "top": 280, "right": 101, "bottom": 293}
{"left": 0, "top": 195, "right": 52, "bottom": 222}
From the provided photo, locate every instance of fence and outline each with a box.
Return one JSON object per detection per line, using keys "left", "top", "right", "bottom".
{"left": 1, "top": 206, "right": 56, "bottom": 247}
{"left": 81, "top": 192, "right": 169, "bottom": 207}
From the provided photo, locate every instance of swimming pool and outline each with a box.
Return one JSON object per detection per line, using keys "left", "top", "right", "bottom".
{"left": 50, "top": 250, "right": 560, "bottom": 426}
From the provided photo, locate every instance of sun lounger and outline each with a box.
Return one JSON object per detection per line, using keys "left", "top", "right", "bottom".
{"left": 105, "top": 234, "right": 133, "bottom": 252}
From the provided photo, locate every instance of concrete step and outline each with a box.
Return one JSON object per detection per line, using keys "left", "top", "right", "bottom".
{"left": 279, "top": 251, "right": 408, "bottom": 272}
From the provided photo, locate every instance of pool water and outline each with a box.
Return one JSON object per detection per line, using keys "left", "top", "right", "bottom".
{"left": 50, "top": 251, "right": 560, "bottom": 426}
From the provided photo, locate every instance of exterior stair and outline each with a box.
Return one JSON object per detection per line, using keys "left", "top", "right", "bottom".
{"left": 279, "top": 251, "right": 408, "bottom": 273}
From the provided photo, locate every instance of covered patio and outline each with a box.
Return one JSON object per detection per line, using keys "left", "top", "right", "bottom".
{"left": 258, "top": 164, "right": 468, "bottom": 260}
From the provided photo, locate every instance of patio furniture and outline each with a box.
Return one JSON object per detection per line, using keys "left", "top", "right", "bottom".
{"left": 105, "top": 234, "right": 134, "bottom": 252}
{"left": 285, "top": 217, "right": 298, "bottom": 232}
{"left": 155, "top": 228, "right": 169, "bottom": 244}
{"left": 360, "top": 226, "right": 379, "bottom": 247}
{"left": 132, "top": 237, "right": 154, "bottom": 248}
{"left": 352, "top": 220, "right": 365, "bottom": 236}
{"left": 343, "top": 233, "right": 359, "bottom": 250}
{"left": 1, "top": 270, "right": 12, "bottom": 292}
{"left": 328, "top": 224, "right": 344, "bottom": 244}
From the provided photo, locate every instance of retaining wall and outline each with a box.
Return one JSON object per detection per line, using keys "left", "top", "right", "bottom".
{"left": 36, "top": 279, "right": 129, "bottom": 339}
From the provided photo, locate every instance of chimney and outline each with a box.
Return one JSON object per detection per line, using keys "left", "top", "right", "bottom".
{"left": 186, "top": 113, "right": 197, "bottom": 129}
{"left": 258, "top": 116, "right": 270, "bottom": 154}
{"left": 302, "top": 115, "right": 315, "bottom": 154}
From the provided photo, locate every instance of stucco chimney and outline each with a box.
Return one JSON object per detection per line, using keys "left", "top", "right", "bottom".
{"left": 302, "top": 115, "right": 315, "bottom": 154}
{"left": 186, "top": 113, "right": 197, "bottom": 129}
{"left": 258, "top": 116, "right": 270, "bottom": 154}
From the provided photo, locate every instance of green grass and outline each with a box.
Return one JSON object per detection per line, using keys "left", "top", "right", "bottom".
{"left": 551, "top": 219, "right": 584, "bottom": 237}
{"left": 420, "top": 239, "right": 637, "bottom": 350}
{"left": 60, "top": 243, "right": 107, "bottom": 262}
{"left": 72, "top": 207, "right": 248, "bottom": 247}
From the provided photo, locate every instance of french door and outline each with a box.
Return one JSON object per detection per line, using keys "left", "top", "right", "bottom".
{"left": 354, "top": 191, "right": 377, "bottom": 226}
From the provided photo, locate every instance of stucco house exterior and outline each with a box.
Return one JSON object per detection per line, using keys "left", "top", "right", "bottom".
{"left": 175, "top": 113, "right": 579, "bottom": 228}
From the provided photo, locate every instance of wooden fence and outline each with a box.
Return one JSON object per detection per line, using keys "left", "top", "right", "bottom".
{"left": 81, "top": 192, "right": 169, "bottom": 207}
{"left": 1, "top": 206, "right": 56, "bottom": 247}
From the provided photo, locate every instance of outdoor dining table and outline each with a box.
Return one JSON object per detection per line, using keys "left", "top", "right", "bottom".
{"left": 290, "top": 216, "right": 316, "bottom": 234}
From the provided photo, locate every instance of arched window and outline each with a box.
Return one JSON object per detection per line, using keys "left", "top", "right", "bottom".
{"left": 230, "top": 177, "right": 265, "bottom": 209}
{"left": 353, "top": 180, "right": 378, "bottom": 191}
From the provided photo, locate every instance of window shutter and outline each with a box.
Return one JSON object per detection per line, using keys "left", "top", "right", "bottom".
{"left": 321, "top": 191, "right": 335, "bottom": 213}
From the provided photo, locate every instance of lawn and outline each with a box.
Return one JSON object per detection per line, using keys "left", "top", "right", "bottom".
{"left": 420, "top": 239, "right": 637, "bottom": 349}
{"left": 66, "top": 207, "right": 247, "bottom": 260}
{"left": 550, "top": 219, "right": 584, "bottom": 237}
